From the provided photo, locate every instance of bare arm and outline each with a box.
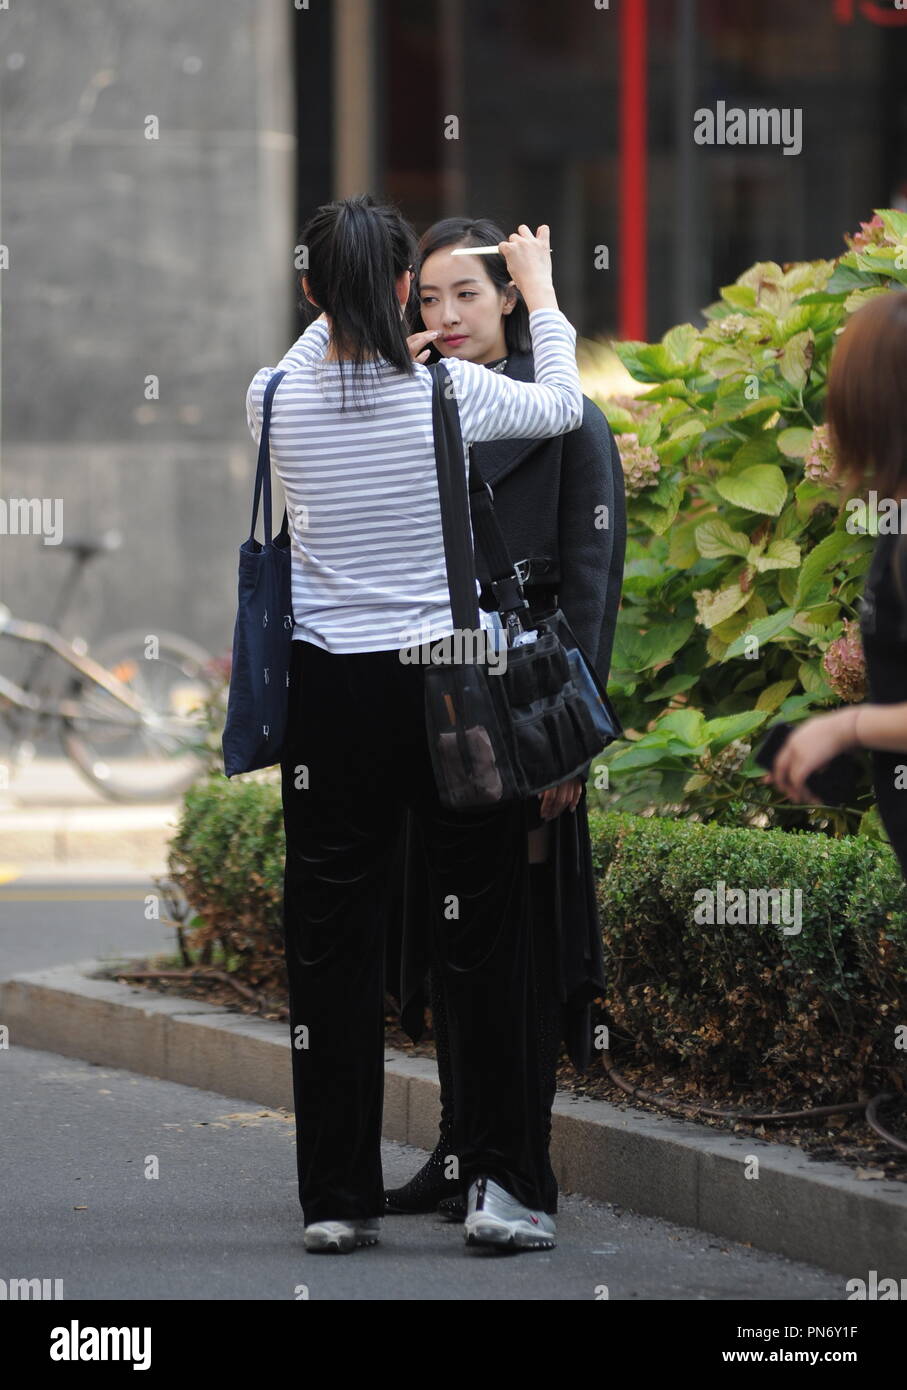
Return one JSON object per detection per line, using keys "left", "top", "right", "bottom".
{"left": 768, "top": 702, "right": 907, "bottom": 803}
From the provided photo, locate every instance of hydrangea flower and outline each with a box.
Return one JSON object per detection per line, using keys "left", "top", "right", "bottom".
{"left": 822, "top": 620, "right": 867, "bottom": 703}
{"left": 845, "top": 215, "right": 890, "bottom": 252}
{"left": 619, "top": 432, "right": 661, "bottom": 497}
{"left": 803, "top": 423, "right": 836, "bottom": 484}
{"left": 699, "top": 739, "right": 750, "bottom": 778}
{"left": 716, "top": 313, "right": 747, "bottom": 339}
{"left": 610, "top": 393, "right": 659, "bottom": 420}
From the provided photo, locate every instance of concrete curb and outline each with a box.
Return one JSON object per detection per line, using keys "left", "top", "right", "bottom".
{"left": 2, "top": 958, "right": 905, "bottom": 1279}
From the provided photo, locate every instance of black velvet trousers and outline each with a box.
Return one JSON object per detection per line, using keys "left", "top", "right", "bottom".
{"left": 427, "top": 849, "right": 564, "bottom": 1213}
{"left": 280, "top": 636, "right": 549, "bottom": 1225}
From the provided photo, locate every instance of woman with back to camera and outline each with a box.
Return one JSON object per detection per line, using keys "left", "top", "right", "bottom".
{"left": 382, "top": 217, "right": 626, "bottom": 1221}
{"left": 765, "top": 290, "right": 907, "bottom": 879}
{"left": 245, "top": 195, "right": 586, "bottom": 1255}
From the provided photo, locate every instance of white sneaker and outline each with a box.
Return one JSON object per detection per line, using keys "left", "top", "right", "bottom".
{"left": 303, "top": 1217, "right": 380, "bottom": 1253}
{"left": 464, "top": 1176, "right": 556, "bottom": 1250}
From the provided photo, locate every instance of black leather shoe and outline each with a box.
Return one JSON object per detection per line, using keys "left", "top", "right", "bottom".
{"left": 437, "top": 1193, "right": 467, "bottom": 1222}
{"left": 384, "top": 1141, "right": 459, "bottom": 1214}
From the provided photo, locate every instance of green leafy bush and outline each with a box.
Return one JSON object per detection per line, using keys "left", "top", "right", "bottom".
{"left": 590, "top": 209, "right": 907, "bottom": 834}
{"left": 167, "top": 775, "right": 286, "bottom": 995}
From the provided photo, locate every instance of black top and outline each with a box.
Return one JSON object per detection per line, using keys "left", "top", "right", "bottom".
{"left": 858, "top": 531, "right": 907, "bottom": 879}
{"left": 467, "top": 348, "right": 626, "bottom": 694}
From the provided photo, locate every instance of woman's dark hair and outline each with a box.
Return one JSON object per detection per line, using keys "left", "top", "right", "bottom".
{"left": 827, "top": 289, "right": 907, "bottom": 500}
{"left": 412, "top": 217, "right": 532, "bottom": 358}
{"left": 296, "top": 194, "right": 418, "bottom": 409}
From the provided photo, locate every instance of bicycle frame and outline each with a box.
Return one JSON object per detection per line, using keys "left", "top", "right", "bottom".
{"left": 0, "top": 604, "right": 145, "bottom": 726}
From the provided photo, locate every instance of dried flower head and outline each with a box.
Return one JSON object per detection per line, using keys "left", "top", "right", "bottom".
{"left": 716, "top": 313, "right": 748, "bottom": 339}
{"left": 822, "top": 620, "right": 867, "bottom": 703}
{"left": 618, "top": 433, "right": 661, "bottom": 497}
{"left": 699, "top": 739, "right": 751, "bottom": 778}
{"left": 803, "top": 423, "right": 836, "bottom": 484}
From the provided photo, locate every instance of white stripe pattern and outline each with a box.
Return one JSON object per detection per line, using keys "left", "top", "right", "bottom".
{"left": 245, "top": 308, "right": 582, "bottom": 653}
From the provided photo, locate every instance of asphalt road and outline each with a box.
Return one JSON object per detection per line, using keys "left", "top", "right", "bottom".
{"left": 0, "top": 874, "right": 846, "bottom": 1301}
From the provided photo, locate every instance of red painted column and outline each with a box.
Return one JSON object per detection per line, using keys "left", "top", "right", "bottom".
{"left": 835, "top": 0, "right": 907, "bottom": 24}
{"left": 619, "top": 0, "right": 648, "bottom": 341}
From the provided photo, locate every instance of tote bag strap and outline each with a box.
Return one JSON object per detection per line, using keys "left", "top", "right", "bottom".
{"left": 429, "top": 362, "right": 483, "bottom": 632}
{"left": 249, "top": 369, "right": 288, "bottom": 544}
{"left": 429, "top": 361, "right": 528, "bottom": 630}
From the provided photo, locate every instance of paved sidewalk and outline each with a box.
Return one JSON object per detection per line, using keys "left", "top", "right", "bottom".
{"left": 6, "top": 956, "right": 905, "bottom": 1278}
{"left": 2, "top": 846, "right": 903, "bottom": 1293}
{"left": 0, "top": 756, "right": 181, "bottom": 873}
{"left": 1, "top": 1044, "right": 844, "bottom": 1301}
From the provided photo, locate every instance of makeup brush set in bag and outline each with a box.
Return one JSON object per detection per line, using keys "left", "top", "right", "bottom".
{"left": 422, "top": 361, "right": 622, "bottom": 810}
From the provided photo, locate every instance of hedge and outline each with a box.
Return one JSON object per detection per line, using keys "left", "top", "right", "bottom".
{"left": 588, "top": 807, "right": 906, "bottom": 1102}
{"left": 166, "top": 777, "right": 907, "bottom": 1101}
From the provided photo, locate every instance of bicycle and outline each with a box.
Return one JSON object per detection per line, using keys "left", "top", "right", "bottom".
{"left": 0, "top": 530, "right": 218, "bottom": 802}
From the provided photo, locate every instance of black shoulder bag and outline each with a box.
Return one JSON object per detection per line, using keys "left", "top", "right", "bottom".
{"left": 422, "top": 361, "right": 622, "bottom": 810}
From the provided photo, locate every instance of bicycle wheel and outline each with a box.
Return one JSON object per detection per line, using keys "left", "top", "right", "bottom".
{"left": 61, "top": 629, "right": 216, "bottom": 802}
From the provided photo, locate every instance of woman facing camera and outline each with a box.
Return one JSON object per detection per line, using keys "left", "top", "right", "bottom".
{"left": 383, "top": 217, "right": 626, "bottom": 1221}
{"left": 766, "top": 290, "right": 907, "bottom": 880}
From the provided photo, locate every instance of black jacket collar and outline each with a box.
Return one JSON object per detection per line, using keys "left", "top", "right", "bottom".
{"left": 470, "top": 350, "right": 552, "bottom": 488}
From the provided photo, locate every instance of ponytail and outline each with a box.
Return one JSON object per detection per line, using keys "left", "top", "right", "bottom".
{"left": 297, "top": 194, "right": 418, "bottom": 410}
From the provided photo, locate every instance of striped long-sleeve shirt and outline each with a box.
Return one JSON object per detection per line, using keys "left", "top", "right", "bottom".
{"left": 245, "top": 307, "right": 583, "bottom": 653}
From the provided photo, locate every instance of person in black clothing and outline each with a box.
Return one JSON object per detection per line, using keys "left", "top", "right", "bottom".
{"left": 766, "top": 290, "right": 907, "bottom": 879}
{"left": 383, "top": 217, "right": 626, "bottom": 1218}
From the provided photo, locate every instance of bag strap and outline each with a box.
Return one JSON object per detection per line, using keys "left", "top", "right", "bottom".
{"left": 428, "top": 363, "right": 481, "bottom": 631}
{"left": 249, "top": 369, "right": 289, "bottom": 544}
{"left": 429, "top": 361, "right": 529, "bottom": 636}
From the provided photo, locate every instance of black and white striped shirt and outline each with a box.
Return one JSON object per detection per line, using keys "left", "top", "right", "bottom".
{"left": 245, "top": 308, "right": 582, "bottom": 654}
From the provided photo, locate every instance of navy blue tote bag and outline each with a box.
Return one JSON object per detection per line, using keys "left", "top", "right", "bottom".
{"left": 222, "top": 369, "right": 296, "bottom": 777}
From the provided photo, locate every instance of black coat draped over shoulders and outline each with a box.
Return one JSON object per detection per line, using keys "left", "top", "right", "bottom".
{"left": 385, "top": 347, "right": 627, "bottom": 1072}
{"left": 470, "top": 349, "right": 625, "bottom": 689}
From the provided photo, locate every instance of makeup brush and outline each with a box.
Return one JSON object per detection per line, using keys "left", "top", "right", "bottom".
{"left": 448, "top": 245, "right": 554, "bottom": 256}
